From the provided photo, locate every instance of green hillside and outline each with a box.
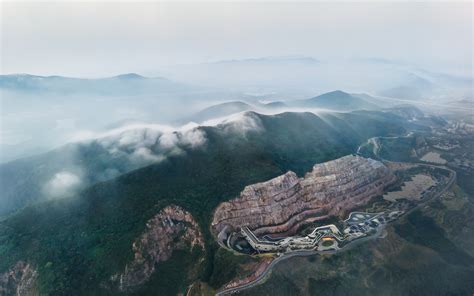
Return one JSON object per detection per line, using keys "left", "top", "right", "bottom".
{"left": 0, "top": 111, "right": 416, "bottom": 295}
{"left": 0, "top": 110, "right": 415, "bottom": 217}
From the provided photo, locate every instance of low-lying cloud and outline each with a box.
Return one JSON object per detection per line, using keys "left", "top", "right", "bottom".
{"left": 93, "top": 123, "right": 207, "bottom": 164}
{"left": 44, "top": 171, "right": 82, "bottom": 199}
{"left": 201, "top": 112, "right": 264, "bottom": 134}
{"left": 70, "top": 113, "right": 261, "bottom": 167}
{"left": 38, "top": 112, "right": 264, "bottom": 201}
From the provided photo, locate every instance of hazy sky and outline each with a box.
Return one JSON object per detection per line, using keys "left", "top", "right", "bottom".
{"left": 1, "top": 1, "right": 472, "bottom": 77}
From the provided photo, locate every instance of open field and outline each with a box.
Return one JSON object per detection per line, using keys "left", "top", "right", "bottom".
{"left": 384, "top": 174, "right": 436, "bottom": 202}
{"left": 420, "top": 152, "right": 447, "bottom": 164}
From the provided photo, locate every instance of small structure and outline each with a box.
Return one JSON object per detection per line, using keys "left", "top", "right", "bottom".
{"left": 241, "top": 223, "right": 346, "bottom": 253}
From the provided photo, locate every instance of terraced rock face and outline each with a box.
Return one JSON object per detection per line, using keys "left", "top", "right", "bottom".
{"left": 112, "top": 205, "right": 204, "bottom": 292}
{"left": 212, "top": 155, "right": 396, "bottom": 235}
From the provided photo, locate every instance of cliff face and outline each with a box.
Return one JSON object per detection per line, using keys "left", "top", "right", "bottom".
{"left": 0, "top": 261, "right": 38, "bottom": 296}
{"left": 212, "top": 155, "right": 396, "bottom": 235}
{"left": 112, "top": 205, "right": 204, "bottom": 292}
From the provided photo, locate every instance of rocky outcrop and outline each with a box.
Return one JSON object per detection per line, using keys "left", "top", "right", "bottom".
{"left": 212, "top": 155, "right": 396, "bottom": 235}
{"left": 112, "top": 205, "right": 204, "bottom": 292}
{"left": 0, "top": 261, "right": 38, "bottom": 296}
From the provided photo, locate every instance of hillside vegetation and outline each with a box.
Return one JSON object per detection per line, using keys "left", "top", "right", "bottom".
{"left": 0, "top": 111, "right": 417, "bottom": 295}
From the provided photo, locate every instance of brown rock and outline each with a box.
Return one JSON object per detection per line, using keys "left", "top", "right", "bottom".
{"left": 113, "top": 205, "right": 204, "bottom": 292}
{"left": 0, "top": 261, "right": 38, "bottom": 296}
{"left": 212, "top": 155, "right": 396, "bottom": 235}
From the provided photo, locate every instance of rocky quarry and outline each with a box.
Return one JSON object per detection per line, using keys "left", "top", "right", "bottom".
{"left": 112, "top": 205, "right": 204, "bottom": 292}
{"left": 0, "top": 261, "right": 38, "bottom": 296}
{"left": 212, "top": 155, "right": 396, "bottom": 236}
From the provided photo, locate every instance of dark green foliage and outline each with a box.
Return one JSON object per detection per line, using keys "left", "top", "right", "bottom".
{"left": 238, "top": 273, "right": 303, "bottom": 296}
{"left": 456, "top": 171, "right": 474, "bottom": 197}
{"left": 0, "top": 141, "right": 149, "bottom": 217}
{"left": 209, "top": 248, "right": 257, "bottom": 288}
{"left": 0, "top": 111, "right": 413, "bottom": 294}
{"left": 394, "top": 210, "right": 474, "bottom": 266}
{"left": 308, "top": 277, "right": 345, "bottom": 296}
{"left": 132, "top": 248, "right": 203, "bottom": 296}
{"left": 359, "top": 132, "right": 431, "bottom": 162}
{"left": 0, "top": 110, "right": 415, "bottom": 217}
{"left": 378, "top": 136, "right": 418, "bottom": 161}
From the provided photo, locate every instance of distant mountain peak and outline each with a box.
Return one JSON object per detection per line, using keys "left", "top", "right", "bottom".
{"left": 114, "top": 73, "right": 146, "bottom": 80}
{"left": 263, "top": 101, "right": 287, "bottom": 109}
{"left": 0, "top": 72, "right": 185, "bottom": 95}
{"left": 292, "top": 90, "right": 379, "bottom": 111}
{"left": 2, "top": 73, "right": 45, "bottom": 79}
{"left": 323, "top": 90, "right": 351, "bottom": 96}
{"left": 189, "top": 101, "right": 255, "bottom": 123}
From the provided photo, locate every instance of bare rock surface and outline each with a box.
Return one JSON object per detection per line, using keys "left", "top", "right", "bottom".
{"left": 113, "top": 204, "right": 204, "bottom": 292}
{"left": 212, "top": 155, "right": 396, "bottom": 235}
{"left": 0, "top": 261, "right": 38, "bottom": 296}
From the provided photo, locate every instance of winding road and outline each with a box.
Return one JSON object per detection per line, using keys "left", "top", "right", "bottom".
{"left": 215, "top": 161, "right": 456, "bottom": 296}
{"left": 215, "top": 226, "right": 386, "bottom": 296}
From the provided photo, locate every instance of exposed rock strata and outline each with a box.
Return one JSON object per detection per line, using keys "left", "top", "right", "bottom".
{"left": 212, "top": 155, "right": 396, "bottom": 235}
{"left": 113, "top": 205, "right": 204, "bottom": 292}
{"left": 0, "top": 261, "right": 38, "bottom": 296}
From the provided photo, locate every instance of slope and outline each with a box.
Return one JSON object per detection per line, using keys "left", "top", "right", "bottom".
{"left": 294, "top": 90, "right": 379, "bottom": 111}
{"left": 0, "top": 111, "right": 416, "bottom": 295}
{"left": 188, "top": 101, "right": 255, "bottom": 123}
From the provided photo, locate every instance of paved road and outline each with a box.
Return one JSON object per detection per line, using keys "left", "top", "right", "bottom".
{"left": 217, "top": 221, "right": 389, "bottom": 296}
{"left": 216, "top": 227, "right": 385, "bottom": 296}
{"left": 215, "top": 162, "right": 456, "bottom": 296}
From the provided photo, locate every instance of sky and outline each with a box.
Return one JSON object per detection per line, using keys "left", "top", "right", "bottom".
{"left": 1, "top": 1, "right": 472, "bottom": 77}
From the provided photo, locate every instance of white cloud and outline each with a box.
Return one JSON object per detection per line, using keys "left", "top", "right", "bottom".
{"left": 44, "top": 171, "right": 82, "bottom": 199}
{"left": 202, "top": 112, "right": 264, "bottom": 134}
{"left": 45, "top": 112, "right": 264, "bottom": 190}
{"left": 158, "top": 132, "right": 179, "bottom": 150}
{"left": 37, "top": 112, "right": 269, "bottom": 201}
{"left": 131, "top": 147, "right": 165, "bottom": 163}
{"left": 181, "top": 128, "right": 207, "bottom": 148}
{"left": 68, "top": 121, "right": 209, "bottom": 165}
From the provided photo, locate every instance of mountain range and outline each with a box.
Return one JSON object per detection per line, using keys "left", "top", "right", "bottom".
{"left": 184, "top": 90, "right": 381, "bottom": 124}
{"left": 0, "top": 107, "right": 434, "bottom": 295}
{"left": 160, "top": 56, "right": 473, "bottom": 100}
{"left": 0, "top": 73, "right": 191, "bottom": 95}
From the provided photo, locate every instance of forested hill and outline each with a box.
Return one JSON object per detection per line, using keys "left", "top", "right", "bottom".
{"left": 0, "top": 110, "right": 421, "bottom": 295}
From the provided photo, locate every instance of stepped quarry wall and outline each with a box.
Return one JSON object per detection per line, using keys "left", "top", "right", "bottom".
{"left": 212, "top": 155, "right": 396, "bottom": 236}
